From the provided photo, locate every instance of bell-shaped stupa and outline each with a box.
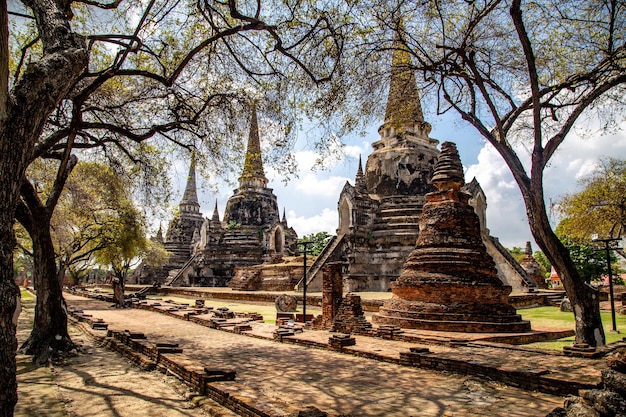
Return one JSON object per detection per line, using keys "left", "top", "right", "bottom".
{"left": 372, "top": 142, "right": 531, "bottom": 332}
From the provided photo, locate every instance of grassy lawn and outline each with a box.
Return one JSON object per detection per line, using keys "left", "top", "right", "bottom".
{"left": 146, "top": 294, "right": 322, "bottom": 324}
{"left": 20, "top": 289, "right": 35, "bottom": 302}
{"left": 521, "top": 306, "right": 626, "bottom": 350}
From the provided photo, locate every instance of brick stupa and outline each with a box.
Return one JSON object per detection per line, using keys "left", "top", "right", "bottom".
{"left": 372, "top": 142, "right": 531, "bottom": 333}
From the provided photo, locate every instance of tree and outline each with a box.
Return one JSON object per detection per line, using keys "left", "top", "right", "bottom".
{"left": 299, "top": 231, "right": 332, "bottom": 256}
{"left": 1, "top": 0, "right": 85, "bottom": 410}
{"left": 558, "top": 158, "right": 626, "bottom": 244}
{"left": 3, "top": 1, "right": 346, "bottom": 414}
{"left": 53, "top": 162, "right": 145, "bottom": 286}
{"left": 507, "top": 247, "right": 525, "bottom": 263}
{"left": 14, "top": 153, "right": 78, "bottom": 363}
{"left": 94, "top": 200, "right": 149, "bottom": 307}
{"left": 343, "top": 0, "right": 625, "bottom": 347}
{"left": 556, "top": 220, "right": 614, "bottom": 284}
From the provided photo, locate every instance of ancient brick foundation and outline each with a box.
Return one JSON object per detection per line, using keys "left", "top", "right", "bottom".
{"left": 332, "top": 294, "right": 373, "bottom": 334}
{"left": 374, "top": 282, "right": 530, "bottom": 333}
{"left": 372, "top": 142, "right": 531, "bottom": 333}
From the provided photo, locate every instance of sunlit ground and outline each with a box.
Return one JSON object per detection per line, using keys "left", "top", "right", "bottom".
{"left": 76, "top": 286, "right": 625, "bottom": 350}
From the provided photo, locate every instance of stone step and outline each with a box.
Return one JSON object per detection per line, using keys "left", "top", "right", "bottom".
{"left": 372, "top": 222, "right": 420, "bottom": 230}
{"left": 379, "top": 208, "right": 423, "bottom": 216}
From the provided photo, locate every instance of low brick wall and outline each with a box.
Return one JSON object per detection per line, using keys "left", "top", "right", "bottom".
{"left": 509, "top": 293, "right": 553, "bottom": 308}
{"left": 70, "top": 288, "right": 595, "bottom": 398}
{"left": 398, "top": 350, "right": 592, "bottom": 396}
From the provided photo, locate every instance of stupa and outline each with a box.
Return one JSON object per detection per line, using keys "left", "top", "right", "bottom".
{"left": 298, "top": 34, "right": 536, "bottom": 293}
{"left": 165, "top": 104, "right": 298, "bottom": 287}
{"left": 129, "top": 156, "right": 205, "bottom": 285}
{"left": 163, "top": 154, "right": 205, "bottom": 265}
{"left": 519, "top": 242, "right": 548, "bottom": 289}
{"left": 372, "top": 142, "right": 531, "bottom": 332}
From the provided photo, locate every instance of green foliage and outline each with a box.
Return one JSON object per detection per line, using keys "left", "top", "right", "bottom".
{"left": 94, "top": 200, "right": 148, "bottom": 281}
{"left": 141, "top": 240, "right": 171, "bottom": 269}
{"left": 556, "top": 220, "right": 617, "bottom": 283}
{"left": 226, "top": 221, "right": 242, "bottom": 230}
{"left": 37, "top": 161, "right": 155, "bottom": 284}
{"left": 13, "top": 223, "right": 33, "bottom": 278}
{"left": 298, "top": 231, "right": 332, "bottom": 256}
{"left": 507, "top": 247, "right": 525, "bottom": 263}
{"left": 558, "top": 158, "right": 626, "bottom": 241}
{"left": 533, "top": 251, "right": 552, "bottom": 278}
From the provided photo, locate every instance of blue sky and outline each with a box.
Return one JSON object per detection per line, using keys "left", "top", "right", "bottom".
{"left": 168, "top": 109, "right": 626, "bottom": 250}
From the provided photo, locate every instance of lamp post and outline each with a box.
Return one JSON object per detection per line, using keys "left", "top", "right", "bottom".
{"left": 299, "top": 240, "right": 313, "bottom": 324}
{"left": 592, "top": 236, "right": 622, "bottom": 333}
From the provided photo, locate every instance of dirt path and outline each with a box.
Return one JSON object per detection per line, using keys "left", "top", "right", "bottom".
{"left": 15, "top": 296, "right": 236, "bottom": 417}
{"left": 65, "top": 294, "right": 565, "bottom": 417}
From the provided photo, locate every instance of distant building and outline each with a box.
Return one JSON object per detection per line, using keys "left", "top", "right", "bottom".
{"left": 164, "top": 104, "right": 298, "bottom": 287}
{"left": 547, "top": 267, "right": 562, "bottom": 289}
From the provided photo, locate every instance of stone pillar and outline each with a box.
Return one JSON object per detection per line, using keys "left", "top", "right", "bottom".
{"left": 321, "top": 262, "right": 344, "bottom": 328}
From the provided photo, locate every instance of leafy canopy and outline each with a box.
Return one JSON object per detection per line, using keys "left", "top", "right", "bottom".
{"left": 558, "top": 158, "right": 626, "bottom": 242}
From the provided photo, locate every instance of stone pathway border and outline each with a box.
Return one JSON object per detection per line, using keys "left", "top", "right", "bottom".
{"left": 66, "top": 289, "right": 620, "bottom": 398}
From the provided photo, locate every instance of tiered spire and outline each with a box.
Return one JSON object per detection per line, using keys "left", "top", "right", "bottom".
{"left": 180, "top": 152, "right": 200, "bottom": 213}
{"left": 355, "top": 155, "right": 367, "bottom": 192}
{"left": 210, "top": 200, "right": 222, "bottom": 230}
{"left": 212, "top": 200, "right": 220, "bottom": 222}
{"left": 431, "top": 141, "right": 465, "bottom": 191}
{"left": 374, "top": 23, "right": 434, "bottom": 149}
{"left": 239, "top": 103, "right": 269, "bottom": 188}
{"left": 384, "top": 30, "right": 424, "bottom": 128}
{"left": 525, "top": 241, "right": 533, "bottom": 256}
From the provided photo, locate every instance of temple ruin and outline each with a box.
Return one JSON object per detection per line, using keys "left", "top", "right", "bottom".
{"left": 298, "top": 36, "right": 536, "bottom": 293}
{"left": 372, "top": 142, "right": 532, "bottom": 332}
{"left": 134, "top": 105, "right": 298, "bottom": 287}
{"left": 135, "top": 40, "right": 537, "bottom": 293}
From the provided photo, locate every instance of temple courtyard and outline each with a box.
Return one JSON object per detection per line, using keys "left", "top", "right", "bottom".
{"left": 14, "top": 288, "right": 626, "bottom": 417}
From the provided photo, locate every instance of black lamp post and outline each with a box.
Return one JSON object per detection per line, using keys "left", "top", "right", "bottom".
{"left": 593, "top": 236, "right": 622, "bottom": 333}
{"left": 299, "top": 240, "right": 313, "bottom": 323}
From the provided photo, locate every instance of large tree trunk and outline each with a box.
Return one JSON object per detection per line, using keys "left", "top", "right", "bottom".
{"left": 525, "top": 177, "right": 606, "bottom": 347}
{"left": 0, "top": 1, "right": 87, "bottom": 411}
{"left": 20, "top": 219, "right": 73, "bottom": 363}
{"left": 0, "top": 224, "right": 20, "bottom": 416}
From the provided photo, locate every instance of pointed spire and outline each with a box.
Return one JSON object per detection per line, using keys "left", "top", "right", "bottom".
{"left": 281, "top": 208, "right": 287, "bottom": 225}
{"left": 525, "top": 241, "right": 533, "bottom": 256}
{"left": 384, "top": 26, "right": 424, "bottom": 128}
{"left": 355, "top": 155, "right": 367, "bottom": 192}
{"left": 239, "top": 102, "right": 268, "bottom": 188}
{"left": 155, "top": 224, "right": 164, "bottom": 243}
{"left": 431, "top": 142, "right": 465, "bottom": 191}
{"left": 210, "top": 200, "right": 223, "bottom": 230}
{"left": 180, "top": 152, "right": 200, "bottom": 213}
{"left": 212, "top": 200, "right": 220, "bottom": 222}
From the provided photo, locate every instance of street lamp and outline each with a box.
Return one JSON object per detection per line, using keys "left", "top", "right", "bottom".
{"left": 592, "top": 235, "right": 622, "bottom": 333}
{"left": 299, "top": 240, "right": 314, "bottom": 324}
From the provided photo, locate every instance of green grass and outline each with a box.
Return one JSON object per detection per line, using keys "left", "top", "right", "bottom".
{"left": 20, "top": 289, "right": 35, "bottom": 302}
{"left": 521, "top": 306, "right": 626, "bottom": 350}
{"left": 146, "top": 294, "right": 322, "bottom": 325}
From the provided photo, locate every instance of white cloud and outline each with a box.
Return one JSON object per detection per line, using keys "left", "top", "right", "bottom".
{"left": 464, "top": 123, "right": 626, "bottom": 249}
{"left": 287, "top": 208, "right": 337, "bottom": 236}
{"left": 294, "top": 174, "right": 350, "bottom": 198}
{"left": 465, "top": 144, "right": 531, "bottom": 248}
